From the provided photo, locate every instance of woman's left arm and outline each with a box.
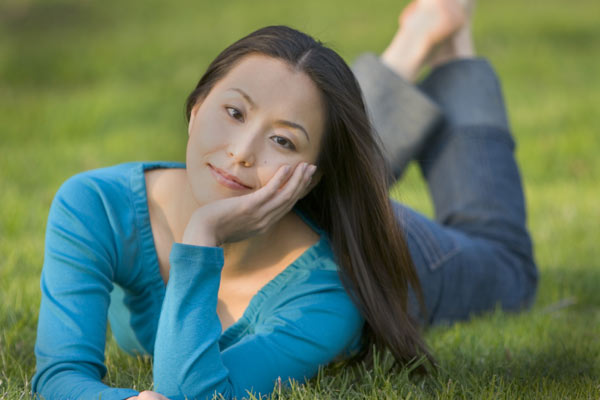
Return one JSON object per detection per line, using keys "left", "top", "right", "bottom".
{"left": 153, "top": 243, "right": 363, "bottom": 400}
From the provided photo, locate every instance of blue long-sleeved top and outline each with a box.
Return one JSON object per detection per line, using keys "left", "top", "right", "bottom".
{"left": 32, "top": 161, "right": 364, "bottom": 400}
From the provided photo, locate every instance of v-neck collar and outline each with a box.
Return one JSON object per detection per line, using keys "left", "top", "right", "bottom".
{"left": 129, "top": 161, "right": 329, "bottom": 349}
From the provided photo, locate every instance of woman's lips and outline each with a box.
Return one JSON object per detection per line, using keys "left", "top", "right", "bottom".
{"left": 208, "top": 164, "right": 253, "bottom": 191}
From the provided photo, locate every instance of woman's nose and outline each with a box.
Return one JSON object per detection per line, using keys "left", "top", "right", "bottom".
{"left": 227, "top": 133, "right": 258, "bottom": 167}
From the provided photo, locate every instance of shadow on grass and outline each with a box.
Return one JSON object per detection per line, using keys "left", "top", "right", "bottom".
{"left": 537, "top": 265, "right": 600, "bottom": 308}
{"left": 465, "top": 329, "right": 598, "bottom": 384}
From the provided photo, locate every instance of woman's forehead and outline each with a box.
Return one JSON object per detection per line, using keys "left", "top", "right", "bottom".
{"left": 214, "top": 55, "right": 318, "bottom": 105}
{"left": 212, "top": 54, "right": 326, "bottom": 137}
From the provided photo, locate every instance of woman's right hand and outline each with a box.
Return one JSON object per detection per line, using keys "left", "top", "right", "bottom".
{"left": 126, "top": 391, "right": 170, "bottom": 400}
{"left": 181, "top": 162, "right": 317, "bottom": 247}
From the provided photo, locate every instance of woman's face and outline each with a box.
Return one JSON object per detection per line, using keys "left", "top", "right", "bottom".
{"left": 186, "top": 54, "right": 325, "bottom": 205}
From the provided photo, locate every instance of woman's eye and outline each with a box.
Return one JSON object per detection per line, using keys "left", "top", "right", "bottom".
{"left": 225, "top": 107, "right": 244, "bottom": 122}
{"left": 271, "top": 136, "right": 296, "bottom": 151}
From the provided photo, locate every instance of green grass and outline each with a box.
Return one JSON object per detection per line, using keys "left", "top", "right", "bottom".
{"left": 1, "top": 0, "right": 599, "bottom": 398}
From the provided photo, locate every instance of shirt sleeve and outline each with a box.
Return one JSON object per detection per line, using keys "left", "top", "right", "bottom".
{"left": 32, "top": 174, "right": 139, "bottom": 400}
{"left": 153, "top": 243, "right": 364, "bottom": 400}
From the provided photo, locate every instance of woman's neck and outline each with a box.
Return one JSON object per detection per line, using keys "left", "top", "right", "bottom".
{"left": 160, "top": 168, "right": 305, "bottom": 278}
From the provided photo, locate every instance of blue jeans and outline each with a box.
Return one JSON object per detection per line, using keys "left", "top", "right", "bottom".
{"left": 353, "top": 55, "right": 538, "bottom": 325}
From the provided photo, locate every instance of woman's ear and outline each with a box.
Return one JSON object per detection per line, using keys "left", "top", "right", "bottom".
{"left": 188, "top": 102, "right": 202, "bottom": 137}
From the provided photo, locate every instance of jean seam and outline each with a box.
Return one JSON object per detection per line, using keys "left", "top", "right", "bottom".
{"left": 405, "top": 217, "right": 462, "bottom": 272}
{"left": 428, "top": 246, "right": 462, "bottom": 271}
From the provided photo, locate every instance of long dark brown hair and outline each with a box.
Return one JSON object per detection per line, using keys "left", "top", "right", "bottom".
{"left": 185, "top": 25, "right": 431, "bottom": 370}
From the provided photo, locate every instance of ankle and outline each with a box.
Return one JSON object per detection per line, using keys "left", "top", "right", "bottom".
{"left": 381, "top": 28, "right": 432, "bottom": 82}
{"left": 428, "top": 22, "right": 476, "bottom": 69}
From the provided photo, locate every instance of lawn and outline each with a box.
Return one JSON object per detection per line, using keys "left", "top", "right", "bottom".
{"left": 1, "top": 0, "right": 599, "bottom": 398}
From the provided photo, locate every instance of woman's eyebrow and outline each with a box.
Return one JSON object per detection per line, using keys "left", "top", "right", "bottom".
{"left": 230, "top": 88, "right": 257, "bottom": 109}
{"left": 275, "top": 120, "right": 310, "bottom": 142}
{"left": 229, "top": 87, "right": 310, "bottom": 142}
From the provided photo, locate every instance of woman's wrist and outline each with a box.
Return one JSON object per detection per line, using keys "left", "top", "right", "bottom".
{"left": 182, "top": 228, "right": 218, "bottom": 247}
{"left": 182, "top": 212, "right": 219, "bottom": 247}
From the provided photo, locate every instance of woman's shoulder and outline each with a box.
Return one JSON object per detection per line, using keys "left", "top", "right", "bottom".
{"left": 45, "top": 162, "right": 174, "bottom": 280}
{"left": 47, "top": 162, "right": 171, "bottom": 246}
{"left": 56, "top": 162, "right": 139, "bottom": 197}
{"left": 58, "top": 161, "right": 156, "bottom": 194}
{"left": 248, "top": 238, "right": 364, "bottom": 357}
{"left": 54, "top": 161, "right": 181, "bottom": 207}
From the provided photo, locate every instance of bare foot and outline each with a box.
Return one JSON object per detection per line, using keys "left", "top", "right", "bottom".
{"left": 427, "top": 0, "right": 476, "bottom": 69}
{"left": 381, "top": 0, "right": 473, "bottom": 81}
{"left": 399, "top": 0, "right": 468, "bottom": 49}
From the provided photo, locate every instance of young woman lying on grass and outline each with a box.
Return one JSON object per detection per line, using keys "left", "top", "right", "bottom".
{"left": 32, "top": 0, "right": 537, "bottom": 398}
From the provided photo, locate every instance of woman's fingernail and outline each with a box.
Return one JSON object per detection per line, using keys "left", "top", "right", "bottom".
{"left": 308, "top": 165, "right": 317, "bottom": 175}
{"left": 283, "top": 165, "right": 291, "bottom": 174}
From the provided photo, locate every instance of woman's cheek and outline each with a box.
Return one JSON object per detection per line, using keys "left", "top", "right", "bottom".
{"left": 255, "top": 165, "right": 278, "bottom": 189}
{"left": 255, "top": 156, "right": 287, "bottom": 188}
{"left": 258, "top": 158, "right": 302, "bottom": 189}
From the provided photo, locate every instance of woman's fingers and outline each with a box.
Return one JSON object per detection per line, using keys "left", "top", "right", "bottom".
{"left": 136, "top": 391, "right": 170, "bottom": 400}
{"left": 278, "top": 162, "right": 315, "bottom": 205}
{"left": 245, "top": 164, "right": 293, "bottom": 206}
{"left": 193, "top": 162, "right": 317, "bottom": 245}
{"left": 297, "top": 164, "right": 317, "bottom": 197}
{"left": 244, "top": 162, "right": 312, "bottom": 210}
{"left": 259, "top": 162, "right": 316, "bottom": 219}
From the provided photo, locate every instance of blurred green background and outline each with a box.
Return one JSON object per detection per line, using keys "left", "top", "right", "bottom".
{"left": 1, "top": 0, "right": 599, "bottom": 398}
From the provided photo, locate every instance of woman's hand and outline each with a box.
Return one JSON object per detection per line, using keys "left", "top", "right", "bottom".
{"left": 182, "top": 162, "right": 317, "bottom": 247}
{"left": 126, "top": 391, "right": 170, "bottom": 400}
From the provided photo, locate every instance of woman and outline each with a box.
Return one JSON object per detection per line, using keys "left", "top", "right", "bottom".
{"left": 32, "top": 0, "right": 537, "bottom": 399}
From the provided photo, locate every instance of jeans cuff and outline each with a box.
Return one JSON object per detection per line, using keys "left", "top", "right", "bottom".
{"left": 352, "top": 53, "right": 443, "bottom": 177}
{"left": 419, "top": 57, "right": 510, "bottom": 131}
